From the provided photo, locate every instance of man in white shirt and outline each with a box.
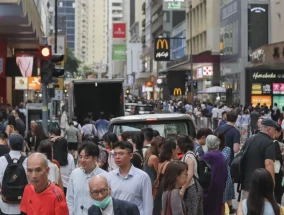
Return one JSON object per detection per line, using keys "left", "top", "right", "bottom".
{"left": 67, "top": 142, "right": 106, "bottom": 215}
{"left": 141, "top": 128, "right": 153, "bottom": 159}
{"left": 211, "top": 104, "right": 219, "bottom": 130}
{"left": 87, "top": 175, "right": 139, "bottom": 215}
{"left": 0, "top": 134, "right": 27, "bottom": 215}
{"left": 103, "top": 141, "right": 153, "bottom": 215}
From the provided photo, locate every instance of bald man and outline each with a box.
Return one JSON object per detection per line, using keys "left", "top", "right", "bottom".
{"left": 88, "top": 175, "right": 139, "bottom": 215}
{"left": 20, "top": 153, "right": 69, "bottom": 215}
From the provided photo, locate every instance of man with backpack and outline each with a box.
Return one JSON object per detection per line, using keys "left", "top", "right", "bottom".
{"left": 215, "top": 110, "right": 240, "bottom": 165}
{"left": 0, "top": 133, "right": 27, "bottom": 215}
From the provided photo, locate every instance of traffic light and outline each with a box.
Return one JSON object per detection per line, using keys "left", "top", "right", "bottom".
{"left": 40, "top": 45, "right": 65, "bottom": 84}
{"left": 64, "top": 88, "right": 68, "bottom": 94}
{"left": 125, "top": 89, "right": 130, "bottom": 95}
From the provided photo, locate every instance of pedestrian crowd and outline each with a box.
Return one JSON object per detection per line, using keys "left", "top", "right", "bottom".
{"left": 0, "top": 101, "right": 283, "bottom": 215}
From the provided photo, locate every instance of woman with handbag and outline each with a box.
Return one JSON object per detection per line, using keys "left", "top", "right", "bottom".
{"left": 162, "top": 161, "right": 187, "bottom": 215}
{"left": 153, "top": 138, "right": 177, "bottom": 215}
{"left": 178, "top": 135, "right": 203, "bottom": 215}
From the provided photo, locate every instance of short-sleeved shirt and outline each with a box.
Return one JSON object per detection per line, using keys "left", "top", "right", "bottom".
{"left": 20, "top": 183, "right": 69, "bottom": 215}
{"left": 215, "top": 124, "right": 240, "bottom": 164}
{"left": 242, "top": 132, "right": 275, "bottom": 191}
{"left": 194, "top": 142, "right": 205, "bottom": 156}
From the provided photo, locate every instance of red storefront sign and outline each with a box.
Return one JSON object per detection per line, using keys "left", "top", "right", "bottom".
{"left": 113, "top": 23, "right": 126, "bottom": 39}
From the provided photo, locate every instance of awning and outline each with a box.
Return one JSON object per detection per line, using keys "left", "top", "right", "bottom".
{"left": 0, "top": 0, "right": 43, "bottom": 49}
{"left": 197, "top": 86, "right": 226, "bottom": 94}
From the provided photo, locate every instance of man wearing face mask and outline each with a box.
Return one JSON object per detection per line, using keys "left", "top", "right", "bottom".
{"left": 88, "top": 175, "right": 139, "bottom": 215}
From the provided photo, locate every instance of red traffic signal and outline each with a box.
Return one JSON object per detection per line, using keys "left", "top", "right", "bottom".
{"left": 40, "top": 46, "right": 52, "bottom": 58}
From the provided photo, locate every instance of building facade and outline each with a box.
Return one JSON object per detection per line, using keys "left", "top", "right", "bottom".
{"left": 57, "top": 0, "right": 75, "bottom": 50}
{"left": 220, "top": 0, "right": 270, "bottom": 105}
{"left": 75, "top": 0, "right": 108, "bottom": 68}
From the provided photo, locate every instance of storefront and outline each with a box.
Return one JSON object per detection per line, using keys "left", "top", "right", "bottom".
{"left": 245, "top": 69, "right": 284, "bottom": 107}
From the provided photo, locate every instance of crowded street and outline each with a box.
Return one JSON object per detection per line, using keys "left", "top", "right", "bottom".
{"left": 0, "top": 0, "right": 284, "bottom": 215}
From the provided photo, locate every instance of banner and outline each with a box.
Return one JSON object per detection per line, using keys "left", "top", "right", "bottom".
{"left": 113, "top": 23, "right": 126, "bottom": 39}
{"left": 154, "top": 38, "right": 171, "bottom": 61}
{"left": 112, "top": 44, "right": 126, "bottom": 61}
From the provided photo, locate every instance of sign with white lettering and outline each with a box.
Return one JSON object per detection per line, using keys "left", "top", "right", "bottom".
{"left": 163, "top": 0, "right": 185, "bottom": 10}
{"left": 262, "top": 84, "right": 271, "bottom": 94}
{"left": 154, "top": 38, "right": 171, "bottom": 61}
{"left": 52, "top": 90, "right": 63, "bottom": 101}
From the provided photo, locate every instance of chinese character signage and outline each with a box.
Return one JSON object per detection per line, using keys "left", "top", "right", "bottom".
{"left": 273, "top": 83, "right": 284, "bottom": 94}
{"left": 113, "top": 23, "right": 126, "bottom": 39}
{"left": 154, "top": 38, "right": 171, "bottom": 61}
{"left": 262, "top": 84, "right": 271, "bottom": 94}
{"left": 112, "top": 44, "right": 126, "bottom": 61}
{"left": 163, "top": 0, "right": 185, "bottom": 10}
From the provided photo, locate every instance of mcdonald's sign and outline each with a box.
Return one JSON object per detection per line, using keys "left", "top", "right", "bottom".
{"left": 154, "top": 38, "right": 171, "bottom": 61}
{"left": 173, "top": 88, "right": 182, "bottom": 96}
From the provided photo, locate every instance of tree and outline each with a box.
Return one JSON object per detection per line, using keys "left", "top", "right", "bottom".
{"left": 65, "top": 48, "right": 80, "bottom": 74}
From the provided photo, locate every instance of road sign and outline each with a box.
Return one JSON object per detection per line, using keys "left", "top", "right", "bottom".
{"left": 47, "top": 36, "right": 66, "bottom": 66}
{"left": 52, "top": 90, "right": 63, "bottom": 101}
{"left": 53, "top": 78, "right": 64, "bottom": 90}
{"left": 93, "top": 64, "right": 107, "bottom": 73}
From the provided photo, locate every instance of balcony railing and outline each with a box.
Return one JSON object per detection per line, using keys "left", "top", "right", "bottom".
{"left": 151, "top": 16, "right": 163, "bottom": 34}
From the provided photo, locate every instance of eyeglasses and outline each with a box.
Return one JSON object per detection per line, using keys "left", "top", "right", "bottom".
{"left": 90, "top": 188, "right": 109, "bottom": 197}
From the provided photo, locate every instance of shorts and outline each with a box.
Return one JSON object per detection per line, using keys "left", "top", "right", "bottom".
{"left": 68, "top": 142, "right": 78, "bottom": 151}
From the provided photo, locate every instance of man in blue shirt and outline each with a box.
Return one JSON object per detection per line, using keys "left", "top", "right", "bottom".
{"left": 95, "top": 112, "right": 109, "bottom": 140}
{"left": 103, "top": 141, "right": 153, "bottom": 215}
{"left": 193, "top": 128, "right": 213, "bottom": 156}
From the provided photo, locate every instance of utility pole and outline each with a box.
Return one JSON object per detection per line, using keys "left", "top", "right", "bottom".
{"left": 189, "top": 4, "right": 194, "bottom": 112}
{"left": 54, "top": 0, "right": 58, "bottom": 53}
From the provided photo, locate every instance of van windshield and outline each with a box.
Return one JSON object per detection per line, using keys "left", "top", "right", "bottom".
{"left": 113, "top": 121, "right": 190, "bottom": 138}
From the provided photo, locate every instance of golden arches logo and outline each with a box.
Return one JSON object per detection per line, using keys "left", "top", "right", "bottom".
{"left": 173, "top": 88, "right": 182, "bottom": 96}
{"left": 156, "top": 39, "right": 169, "bottom": 49}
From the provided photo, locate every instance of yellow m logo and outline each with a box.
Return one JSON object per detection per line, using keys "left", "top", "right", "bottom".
{"left": 156, "top": 39, "right": 169, "bottom": 49}
{"left": 173, "top": 88, "right": 182, "bottom": 96}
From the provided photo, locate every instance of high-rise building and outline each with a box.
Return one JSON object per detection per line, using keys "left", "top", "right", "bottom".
{"left": 57, "top": 0, "right": 76, "bottom": 50}
{"left": 75, "top": 0, "right": 108, "bottom": 67}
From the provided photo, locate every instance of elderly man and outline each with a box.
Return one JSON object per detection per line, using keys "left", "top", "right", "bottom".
{"left": 88, "top": 175, "right": 139, "bottom": 215}
{"left": 20, "top": 153, "right": 69, "bottom": 215}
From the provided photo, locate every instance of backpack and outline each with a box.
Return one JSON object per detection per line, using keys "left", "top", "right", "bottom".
{"left": 183, "top": 151, "right": 211, "bottom": 190}
{"left": 230, "top": 135, "right": 255, "bottom": 201}
{"left": 196, "top": 157, "right": 211, "bottom": 190}
{"left": 2, "top": 154, "right": 28, "bottom": 204}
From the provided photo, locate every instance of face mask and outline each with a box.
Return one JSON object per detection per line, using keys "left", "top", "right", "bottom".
{"left": 93, "top": 195, "right": 111, "bottom": 208}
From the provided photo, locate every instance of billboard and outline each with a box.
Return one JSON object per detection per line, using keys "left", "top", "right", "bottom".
{"left": 28, "top": 77, "right": 41, "bottom": 90}
{"left": 6, "top": 57, "right": 38, "bottom": 77}
{"left": 251, "top": 95, "right": 271, "bottom": 107}
{"left": 113, "top": 23, "right": 126, "bottom": 39}
{"left": 220, "top": 0, "right": 241, "bottom": 62}
{"left": 112, "top": 44, "right": 126, "bottom": 61}
{"left": 273, "top": 83, "right": 284, "bottom": 94}
{"left": 154, "top": 38, "right": 171, "bottom": 61}
{"left": 15, "top": 77, "right": 28, "bottom": 90}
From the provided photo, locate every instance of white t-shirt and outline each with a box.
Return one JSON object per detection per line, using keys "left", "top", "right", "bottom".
{"left": 48, "top": 160, "right": 59, "bottom": 184}
{"left": 61, "top": 153, "right": 75, "bottom": 188}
